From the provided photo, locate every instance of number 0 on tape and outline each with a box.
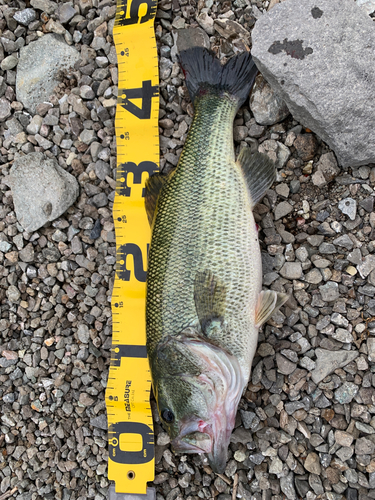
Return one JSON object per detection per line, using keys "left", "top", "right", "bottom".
{"left": 106, "top": 0, "right": 159, "bottom": 494}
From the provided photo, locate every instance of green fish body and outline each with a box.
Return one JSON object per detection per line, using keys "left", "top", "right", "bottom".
{"left": 145, "top": 48, "right": 288, "bottom": 473}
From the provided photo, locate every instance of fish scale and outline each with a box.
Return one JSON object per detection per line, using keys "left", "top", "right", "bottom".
{"left": 145, "top": 47, "right": 288, "bottom": 473}
{"left": 146, "top": 94, "right": 261, "bottom": 377}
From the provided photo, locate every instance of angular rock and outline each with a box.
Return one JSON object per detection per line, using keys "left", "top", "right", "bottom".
{"left": 90, "top": 414, "right": 108, "bottom": 430}
{"left": 16, "top": 34, "right": 79, "bottom": 114}
{"left": 313, "top": 152, "right": 340, "bottom": 187}
{"left": 335, "top": 431, "right": 353, "bottom": 447}
{"left": 259, "top": 139, "right": 290, "bottom": 169}
{"left": 13, "top": 8, "right": 37, "bottom": 26}
{"left": 0, "top": 97, "right": 11, "bottom": 122}
{"left": 319, "top": 281, "right": 339, "bottom": 302}
{"left": 8, "top": 152, "right": 79, "bottom": 232}
{"left": 250, "top": 74, "right": 289, "bottom": 125}
{"left": 274, "top": 201, "right": 293, "bottom": 220}
{"left": 338, "top": 198, "right": 357, "bottom": 221}
{"left": 367, "top": 338, "right": 375, "bottom": 362}
{"left": 252, "top": 0, "right": 375, "bottom": 166}
{"left": 30, "top": 0, "right": 57, "bottom": 14}
{"left": 333, "top": 234, "right": 353, "bottom": 251}
{"left": 276, "top": 353, "right": 297, "bottom": 375}
{"left": 293, "top": 133, "right": 318, "bottom": 161}
{"left": 280, "top": 472, "right": 297, "bottom": 500}
{"left": 58, "top": 3, "right": 76, "bottom": 23}
{"left": 358, "top": 254, "right": 375, "bottom": 278}
{"left": 280, "top": 262, "right": 302, "bottom": 280}
{"left": 334, "top": 382, "right": 358, "bottom": 404}
{"left": 355, "top": 437, "right": 375, "bottom": 455}
{"left": 176, "top": 27, "right": 210, "bottom": 53}
{"left": 311, "top": 348, "right": 359, "bottom": 384}
{"left": 305, "top": 452, "right": 321, "bottom": 474}
{"left": 196, "top": 13, "right": 215, "bottom": 35}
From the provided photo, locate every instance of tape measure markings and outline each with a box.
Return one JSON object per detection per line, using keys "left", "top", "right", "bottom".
{"left": 106, "top": 0, "right": 159, "bottom": 494}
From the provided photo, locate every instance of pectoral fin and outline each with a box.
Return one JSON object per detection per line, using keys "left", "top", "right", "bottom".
{"left": 237, "top": 149, "right": 276, "bottom": 208}
{"left": 144, "top": 172, "right": 168, "bottom": 226}
{"left": 194, "top": 270, "right": 226, "bottom": 335}
{"left": 255, "top": 290, "right": 289, "bottom": 328}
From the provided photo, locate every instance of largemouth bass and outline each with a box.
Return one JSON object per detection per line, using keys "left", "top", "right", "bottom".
{"left": 145, "top": 47, "right": 288, "bottom": 473}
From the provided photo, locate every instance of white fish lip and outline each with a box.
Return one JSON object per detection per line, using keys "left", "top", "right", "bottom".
{"left": 172, "top": 431, "right": 212, "bottom": 454}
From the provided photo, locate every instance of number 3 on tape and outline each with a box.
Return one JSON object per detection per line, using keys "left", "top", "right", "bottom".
{"left": 107, "top": 0, "right": 159, "bottom": 494}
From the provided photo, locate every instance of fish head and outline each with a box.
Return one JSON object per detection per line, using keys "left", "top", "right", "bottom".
{"left": 152, "top": 334, "right": 245, "bottom": 473}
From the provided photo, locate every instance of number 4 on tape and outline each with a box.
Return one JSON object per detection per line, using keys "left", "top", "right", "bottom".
{"left": 119, "top": 82, "right": 158, "bottom": 120}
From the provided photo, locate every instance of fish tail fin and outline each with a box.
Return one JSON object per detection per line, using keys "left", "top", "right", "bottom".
{"left": 179, "top": 47, "right": 258, "bottom": 110}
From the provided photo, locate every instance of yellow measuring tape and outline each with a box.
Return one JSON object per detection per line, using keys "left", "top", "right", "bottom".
{"left": 106, "top": 0, "right": 159, "bottom": 494}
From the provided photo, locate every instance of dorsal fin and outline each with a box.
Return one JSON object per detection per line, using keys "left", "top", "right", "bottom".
{"left": 144, "top": 172, "right": 168, "bottom": 226}
{"left": 237, "top": 149, "right": 276, "bottom": 208}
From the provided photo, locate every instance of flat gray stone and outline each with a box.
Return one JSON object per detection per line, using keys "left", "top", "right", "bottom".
{"left": 280, "top": 262, "right": 302, "bottom": 280}
{"left": 313, "top": 153, "right": 341, "bottom": 187}
{"left": 274, "top": 200, "right": 293, "bottom": 220}
{"left": 30, "top": 0, "right": 57, "bottom": 14}
{"left": 358, "top": 254, "right": 375, "bottom": 278}
{"left": 334, "top": 382, "right": 358, "bottom": 403}
{"left": 176, "top": 27, "right": 210, "bottom": 53}
{"left": 0, "top": 97, "right": 11, "bottom": 122}
{"left": 338, "top": 197, "right": 357, "bottom": 220}
{"left": 319, "top": 281, "right": 339, "bottom": 302}
{"left": 252, "top": 0, "right": 375, "bottom": 167}
{"left": 13, "top": 8, "right": 36, "bottom": 26}
{"left": 280, "top": 472, "right": 297, "bottom": 500}
{"left": 58, "top": 3, "right": 76, "bottom": 23}
{"left": 8, "top": 152, "right": 79, "bottom": 232}
{"left": 333, "top": 234, "right": 354, "bottom": 251}
{"left": 16, "top": 34, "right": 79, "bottom": 114}
{"left": 90, "top": 413, "right": 108, "bottom": 430}
{"left": 311, "top": 348, "right": 359, "bottom": 384}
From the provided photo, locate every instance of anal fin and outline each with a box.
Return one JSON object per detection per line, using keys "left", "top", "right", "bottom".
{"left": 237, "top": 149, "right": 276, "bottom": 208}
{"left": 255, "top": 290, "right": 289, "bottom": 328}
{"left": 144, "top": 172, "right": 168, "bottom": 226}
{"left": 194, "top": 270, "right": 226, "bottom": 336}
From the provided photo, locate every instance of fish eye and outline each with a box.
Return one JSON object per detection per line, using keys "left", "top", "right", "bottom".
{"left": 161, "top": 409, "right": 175, "bottom": 423}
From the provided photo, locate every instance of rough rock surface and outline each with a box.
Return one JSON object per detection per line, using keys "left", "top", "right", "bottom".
{"left": 251, "top": 0, "right": 375, "bottom": 167}
{"left": 16, "top": 33, "right": 80, "bottom": 114}
{"left": 8, "top": 152, "right": 79, "bottom": 231}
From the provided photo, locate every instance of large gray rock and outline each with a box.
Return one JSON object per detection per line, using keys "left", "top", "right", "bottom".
{"left": 16, "top": 34, "right": 79, "bottom": 114}
{"left": 252, "top": 0, "right": 375, "bottom": 167}
{"left": 8, "top": 152, "right": 79, "bottom": 232}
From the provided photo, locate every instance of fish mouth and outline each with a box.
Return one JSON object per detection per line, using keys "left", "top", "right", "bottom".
{"left": 172, "top": 431, "right": 212, "bottom": 454}
{"left": 171, "top": 336, "right": 246, "bottom": 473}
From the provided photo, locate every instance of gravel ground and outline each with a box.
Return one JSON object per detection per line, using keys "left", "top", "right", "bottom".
{"left": 1, "top": 1, "right": 375, "bottom": 500}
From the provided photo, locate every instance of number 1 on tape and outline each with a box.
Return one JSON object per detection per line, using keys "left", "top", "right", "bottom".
{"left": 106, "top": 0, "right": 159, "bottom": 494}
